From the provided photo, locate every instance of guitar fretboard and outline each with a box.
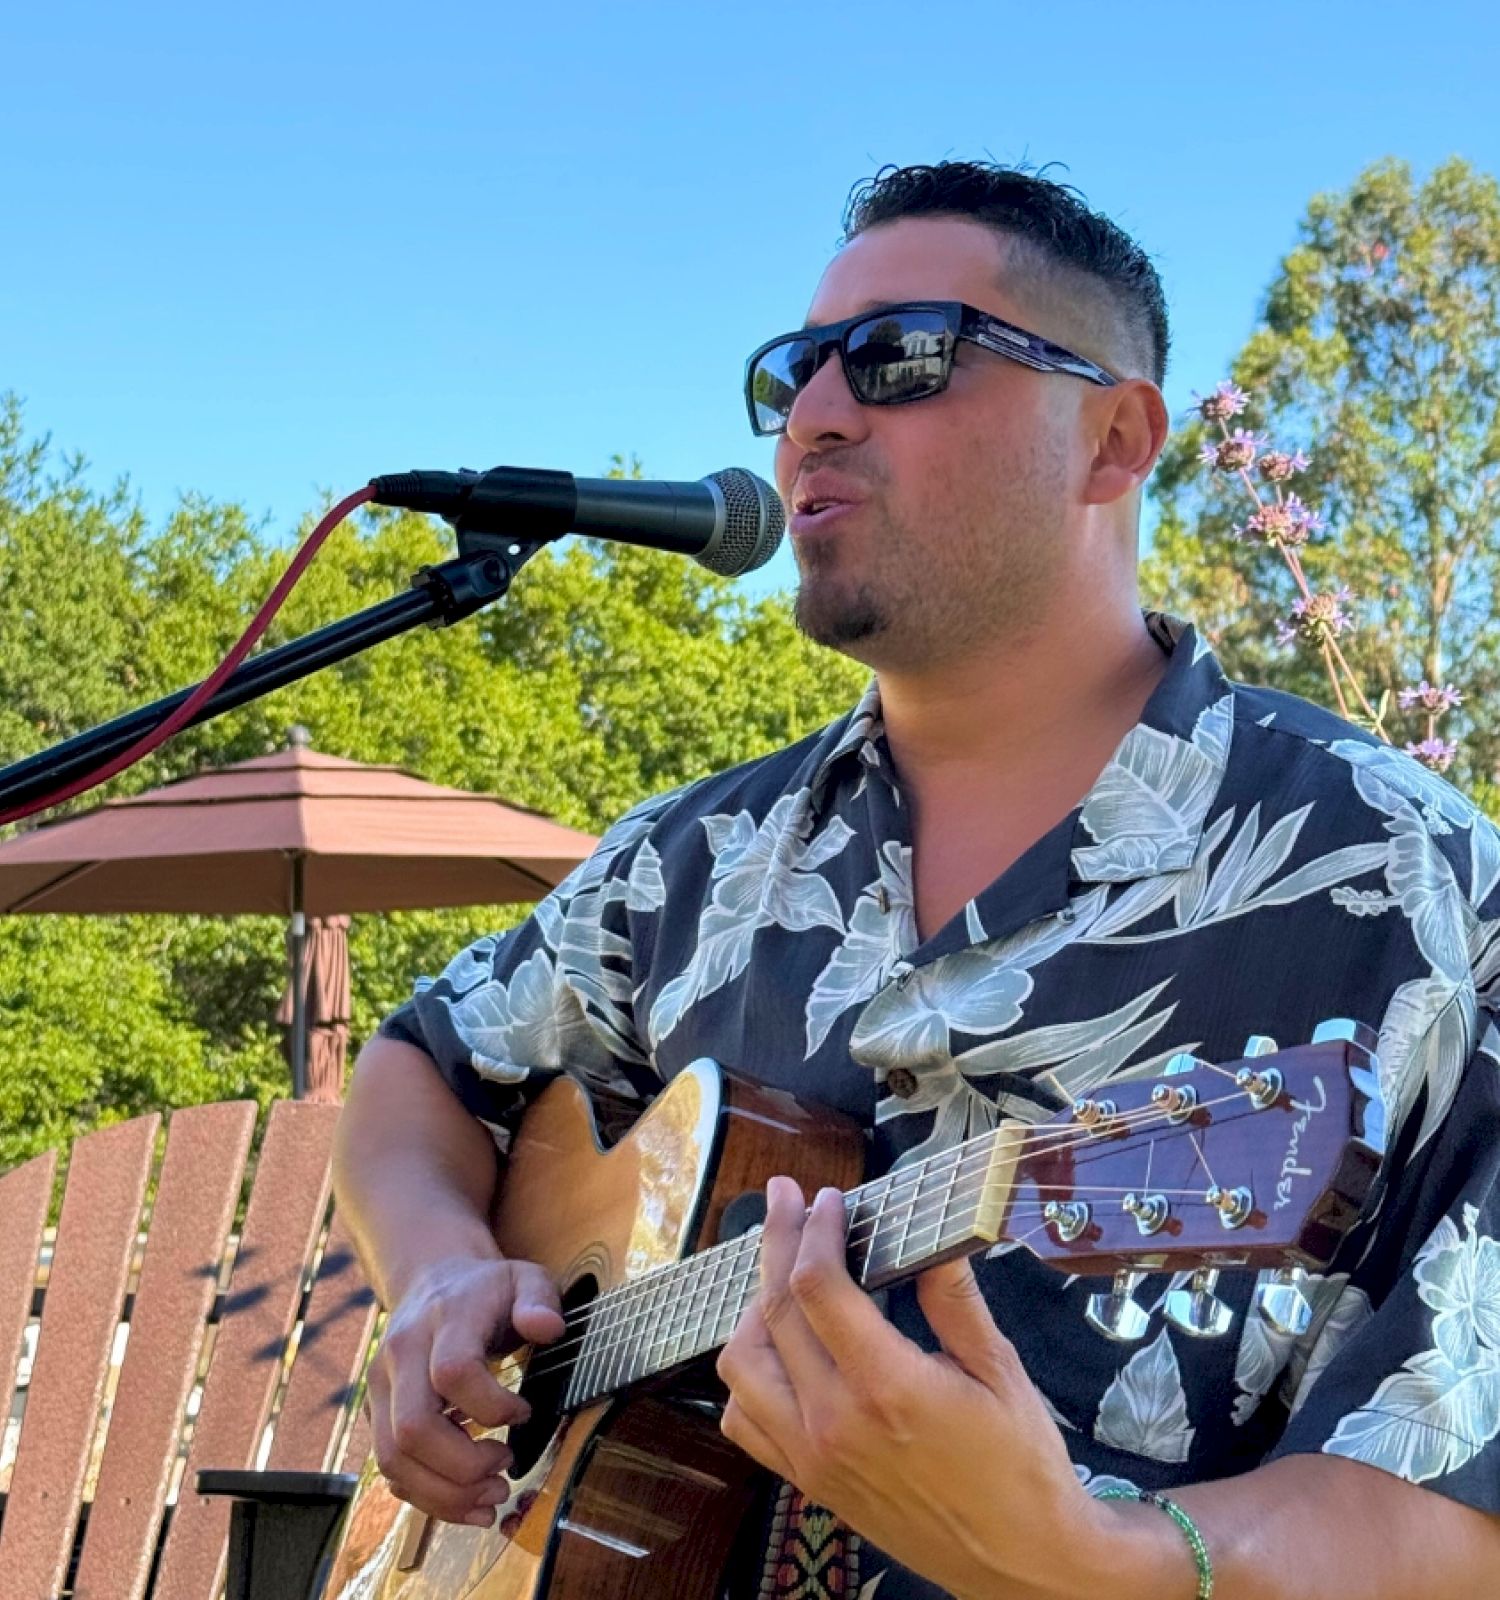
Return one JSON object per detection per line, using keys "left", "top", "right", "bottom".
{"left": 564, "top": 1130, "right": 1018, "bottom": 1409}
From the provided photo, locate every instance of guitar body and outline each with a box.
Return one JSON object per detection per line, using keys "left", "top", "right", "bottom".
{"left": 324, "top": 1060, "right": 866, "bottom": 1600}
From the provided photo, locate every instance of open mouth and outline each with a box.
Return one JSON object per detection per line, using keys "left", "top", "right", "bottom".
{"left": 791, "top": 498, "right": 858, "bottom": 530}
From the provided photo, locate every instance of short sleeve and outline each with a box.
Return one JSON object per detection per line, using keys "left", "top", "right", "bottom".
{"left": 1267, "top": 1018, "right": 1500, "bottom": 1517}
{"left": 377, "top": 791, "right": 679, "bottom": 1150}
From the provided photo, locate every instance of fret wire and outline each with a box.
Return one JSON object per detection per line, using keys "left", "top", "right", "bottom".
{"left": 856, "top": 1171, "right": 893, "bottom": 1287}
{"left": 890, "top": 1149, "right": 931, "bottom": 1273}
{"left": 544, "top": 1083, "right": 1254, "bottom": 1349}
{"left": 689, "top": 1234, "right": 731, "bottom": 1362}
{"left": 702, "top": 1235, "right": 739, "bottom": 1352}
{"left": 583, "top": 1271, "right": 619, "bottom": 1400}
{"left": 636, "top": 1270, "right": 673, "bottom": 1384}
{"left": 577, "top": 1270, "right": 615, "bottom": 1402}
{"left": 688, "top": 1237, "right": 720, "bottom": 1358}
{"left": 634, "top": 1272, "right": 669, "bottom": 1385}
{"left": 614, "top": 1274, "right": 644, "bottom": 1390}
{"left": 603, "top": 1271, "right": 652, "bottom": 1395}
{"left": 934, "top": 1144, "right": 963, "bottom": 1258}
{"left": 651, "top": 1247, "right": 707, "bottom": 1371}
{"left": 718, "top": 1232, "right": 759, "bottom": 1346}
{"left": 657, "top": 1251, "right": 700, "bottom": 1369}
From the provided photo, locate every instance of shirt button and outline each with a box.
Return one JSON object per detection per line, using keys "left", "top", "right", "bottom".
{"left": 891, "top": 961, "right": 915, "bottom": 990}
{"left": 876, "top": 886, "right": 891, "bottom": 913}
{"left": 1058, "top": 906, "right": 1076, "bottom": 924}
{"left": 886, "top": 1069, "right": 919, "bottom": 1099}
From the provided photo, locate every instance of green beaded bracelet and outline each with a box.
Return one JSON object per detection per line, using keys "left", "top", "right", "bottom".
{"left": 1096, "top": 1486, "right": 1214, "bottom": 1599}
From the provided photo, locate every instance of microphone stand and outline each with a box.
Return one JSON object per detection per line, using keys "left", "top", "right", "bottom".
{"left": 0, "top": 527, "right": 550, "bottom": 1098}
{"left": 0, "top": 529, "right": 548, "bottom": 814}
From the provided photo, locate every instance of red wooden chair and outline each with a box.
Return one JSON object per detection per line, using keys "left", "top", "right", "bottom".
{"left": 0, "top": 1100, "right": 379, "bottom": 1600}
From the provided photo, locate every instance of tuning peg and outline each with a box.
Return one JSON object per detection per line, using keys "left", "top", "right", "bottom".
{"left": 1252, "top": 1266, "right": 1314, "bottom": 1337}
{"left": 1311, "top": 1017, "right": 1378, "bottom": 1065}
{"left": 1242, "top": 1034, "right": 1279, "bottom": 1057}
{"left": 1085, "top": 1269, "right": 1151, "bottom": 1342}
{"left": 1163, "top": 1267, "right": 1234, "bottom": 1338}
{"left": 1162, "top": 1051, "right": 1206, "bottom": 1076}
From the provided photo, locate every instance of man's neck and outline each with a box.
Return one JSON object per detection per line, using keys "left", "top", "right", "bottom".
{"left": 873, "top": 597, "right": 1169, "bottom": 795}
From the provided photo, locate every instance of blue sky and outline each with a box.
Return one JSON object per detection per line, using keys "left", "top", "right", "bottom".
{"left": 4, "top": 0, "right": 1498, "bottom": 599}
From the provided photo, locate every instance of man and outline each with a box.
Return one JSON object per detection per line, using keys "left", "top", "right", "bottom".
{"left": 334, "top": 162, "right": 1500, "bottom": 1597}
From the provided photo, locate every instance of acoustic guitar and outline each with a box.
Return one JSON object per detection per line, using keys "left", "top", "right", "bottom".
{"left": 324, "top": 1020, "right": 1384, "bottom": 1599}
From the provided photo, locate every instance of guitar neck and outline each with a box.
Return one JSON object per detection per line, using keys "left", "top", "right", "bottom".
{"left": 564, "top": 1124, "right": 1023, "bottom": 1409}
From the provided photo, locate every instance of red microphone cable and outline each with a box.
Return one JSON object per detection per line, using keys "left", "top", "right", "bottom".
{"left": 0, "top": 485, "right": 375, "bottom": 829}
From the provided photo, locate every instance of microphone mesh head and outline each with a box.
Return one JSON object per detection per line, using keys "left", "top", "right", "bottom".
{"left": 703, "top": 469, "right": 785, "bottom": 576}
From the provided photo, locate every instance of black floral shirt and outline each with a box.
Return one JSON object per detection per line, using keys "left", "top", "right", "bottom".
{"left": 383, "top": 615, "right": 1500, "bottom": 1598}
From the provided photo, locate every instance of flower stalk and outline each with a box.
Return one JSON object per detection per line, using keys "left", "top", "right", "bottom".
{"left": 1194, "top": 383, "right": 1461, "bottom": 772}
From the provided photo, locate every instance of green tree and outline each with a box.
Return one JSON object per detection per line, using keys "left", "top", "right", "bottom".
{"left": 0, "top": 406, "right": 863, "bottom": 1164}
{"left": 1144, "top": 157, "right": 1500, "bottom": 787}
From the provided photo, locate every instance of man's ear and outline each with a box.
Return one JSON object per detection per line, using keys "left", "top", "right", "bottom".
{"left": 1082, "top": 379, "right": 1169, "bottom": 506}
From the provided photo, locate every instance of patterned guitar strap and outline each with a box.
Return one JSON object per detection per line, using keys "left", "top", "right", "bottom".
{"left": 755, "top": 1484, "right": 862, "bottom": 1598}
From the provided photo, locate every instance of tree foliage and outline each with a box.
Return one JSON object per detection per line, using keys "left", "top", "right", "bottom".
{"left": 1144, "top": 157, "right": 1500, "bottom": 787}
{"left": 0, "top": 406, "right": 863, "bottom": 1165}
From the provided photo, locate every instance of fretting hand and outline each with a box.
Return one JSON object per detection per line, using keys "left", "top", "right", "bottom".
{"left": 716, "top": 1178, "right": 1141, "bottom": 1600}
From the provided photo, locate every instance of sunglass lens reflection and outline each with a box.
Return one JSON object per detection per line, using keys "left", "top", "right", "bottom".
{"left": 845, "top": 310, "right": 951, "bottom": 402}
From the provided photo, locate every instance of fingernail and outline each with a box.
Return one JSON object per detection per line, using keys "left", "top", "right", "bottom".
{"left": 478, "top": 1481, "right": 511, "bottom": 1506}
{"left": 465, "top": 1508, "right": 494, "bottom": 1527}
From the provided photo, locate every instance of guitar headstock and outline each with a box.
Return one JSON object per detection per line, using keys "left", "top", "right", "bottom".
{"left": 1010, "top": 1019, "right": 1383, "bottom": 1343}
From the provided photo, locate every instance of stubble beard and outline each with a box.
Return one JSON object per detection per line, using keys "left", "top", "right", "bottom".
{"left": 793, "top": 565, "right": 889, "bottom": 652}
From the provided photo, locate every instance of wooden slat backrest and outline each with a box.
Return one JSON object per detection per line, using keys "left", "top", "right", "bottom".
{"left": 151, "top": 1099, "right": 343, "bottom": 1600}
{"left": 0, "top": 1098, "right": 386, "bottom": 1599}
{"left": 0, "top": 1114, "right": 159, "bottom": 1598}
{"left": 0, "top": 1148, "right": 56, "bottom": 1504}
{"left": 267, "top": 1209, "right": 378, "bottom": 1473}
{"left": 71, "top": 1101, "right": 258, "bottom": 1600}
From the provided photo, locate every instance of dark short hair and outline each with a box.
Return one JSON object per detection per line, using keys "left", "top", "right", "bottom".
{"left": 841, "top": 161, "right": 1169, "bottom": 386}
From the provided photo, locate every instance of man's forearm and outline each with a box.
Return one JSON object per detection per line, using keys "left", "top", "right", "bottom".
{"left": 333, "top": 1035, "right": 503, "bottom": 1308}
{"left": 1097, "top": 1453, "right": 1500, "bottom": 1600}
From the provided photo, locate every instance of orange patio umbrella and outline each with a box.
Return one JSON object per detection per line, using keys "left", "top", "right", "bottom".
{"left": 0, "top": 730, "right": 597, "bottom": 1098}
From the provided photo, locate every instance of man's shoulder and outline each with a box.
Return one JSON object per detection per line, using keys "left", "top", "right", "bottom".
{"left": 1226, "top": 678, "right": 1500, "bottom": 896}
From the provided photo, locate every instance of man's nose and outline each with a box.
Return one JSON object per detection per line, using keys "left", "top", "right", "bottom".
{"left": 785, "top": 347, "right": 868, "bottom": 450}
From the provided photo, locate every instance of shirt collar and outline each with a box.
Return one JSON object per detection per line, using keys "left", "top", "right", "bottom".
{"left": 806, "top": 613, "right": 1235, "bottom": 886}
{"left": 1068, "top": 613, "right": 1235, "bottom": 884}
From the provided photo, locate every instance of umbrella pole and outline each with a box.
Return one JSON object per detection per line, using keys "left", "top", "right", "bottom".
{"left": 290, "top": 855, "right": 307, "bottom": 1100}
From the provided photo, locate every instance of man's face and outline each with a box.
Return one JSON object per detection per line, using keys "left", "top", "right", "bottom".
{"left": 774, "top": 216, "right": 1107, "bottom": 671}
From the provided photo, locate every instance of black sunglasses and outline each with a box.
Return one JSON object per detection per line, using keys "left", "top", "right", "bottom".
{"left": 744, "top": 300, "right": 1118, "bottom": 437}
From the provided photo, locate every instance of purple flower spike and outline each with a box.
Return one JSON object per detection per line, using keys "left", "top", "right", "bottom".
{"left": 1243, "top": 494, "right": 1324, "bottom": 548}
{"left": 1285, "top": 494, "right": 1325, "bottom": 538}
{"left": 1260, "top": 448, "right": 1311, "bottom": 483}
{"left": 1195, "top": 382, "right": 1249, "bottom": 423}
{"left": 1404, "top": 737, "right": 1459, "bottom": 773}
{"left": 1398, "top": 681, "right": 1464, "bottom": 714}
{"left": 1281, "top": 587, "right": 1357, "bottom": 648}
{"left": 1209, "top": 429, "right": 1262, "bottom": 473}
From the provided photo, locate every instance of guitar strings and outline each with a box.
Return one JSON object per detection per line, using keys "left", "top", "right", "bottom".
{"left": 520, "top": 1084, "right": 1257, "bottom": 1376}
{"left": 518, "top": 1186, "right": 1241, "bottom": 1390}
{"left": 527, "top": 1082, "right": 1254, "bottom": 1349}
{"left": 519, "top": 1092, "right": 1265, "bottom": 1386}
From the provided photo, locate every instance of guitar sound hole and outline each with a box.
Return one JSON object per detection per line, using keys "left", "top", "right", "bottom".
{"left": 506, "top": 1275, "right": 597, "bottom": 1478}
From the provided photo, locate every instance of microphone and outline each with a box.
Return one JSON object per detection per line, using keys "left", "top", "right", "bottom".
{"left": 368, "top": 464, "right": 785, "bottom": 578}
